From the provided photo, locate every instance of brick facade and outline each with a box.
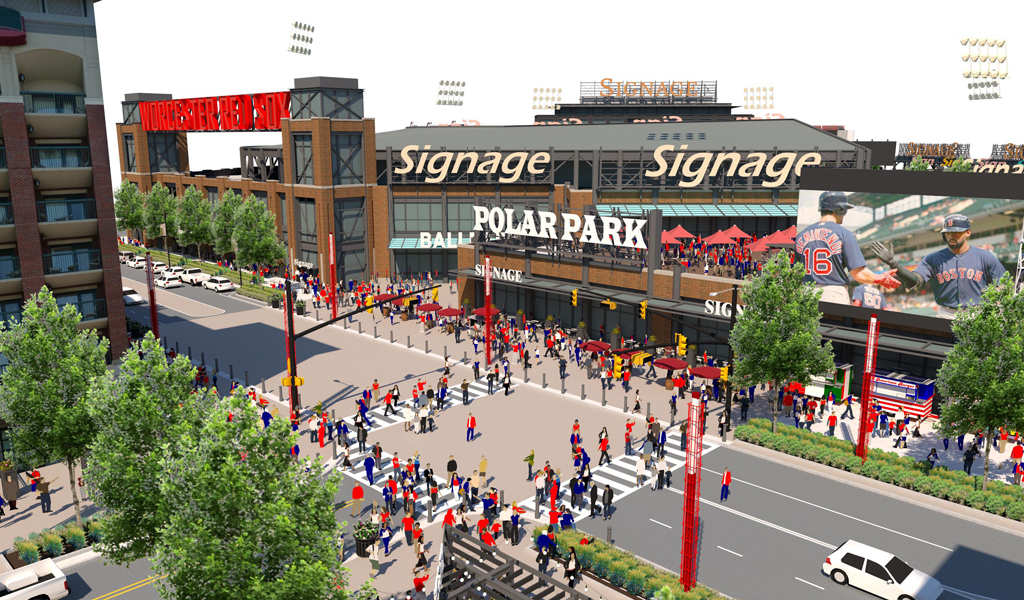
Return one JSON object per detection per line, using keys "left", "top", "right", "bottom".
{"left": 1, "top": 102, "right": 45, "bottom": 299}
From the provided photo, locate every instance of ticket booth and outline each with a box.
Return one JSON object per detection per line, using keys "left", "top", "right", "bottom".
{"left": 870, "top": 372, "right": 936, "bottom": 419}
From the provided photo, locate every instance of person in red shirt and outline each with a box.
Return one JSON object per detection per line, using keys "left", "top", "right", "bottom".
{"left": 350, "top": 484, "right": 364, "bottom": 517}
{"left": 478, "top": 517, "right": 490, "bottom": 539}
{"left": 443, "top": 508, "right": 456, "bottom": 528}
{"left": 482, "top": 531, "right": 496, "bottom": 547}
{"left": 807, "top": 398, "right": 818, "bottom": 415}
{"left": 413, "top": 571, "right": 429, "bottom": 592}
{"left": 467, "top": 413, "right": 477, "bottom": 442}
{"left": 1011, "top": 440, "right": 1023, "bottom": 485}
{"left": 783, "top": 393, "right": 794, "bottom": 418}
{"left": 827, "top": 411, "right": 838, "bottom": 437}
{"left": 720, "top": 468, "right": 731, "bottom": 502}
{"left": 402, "top": 515, "right": 415, "bottom": 546}
{"left": 548, "top": 506, "right": 562, "bottom": 532}
{"left": 599, "top": 436, "right": 611, "bottom": 466}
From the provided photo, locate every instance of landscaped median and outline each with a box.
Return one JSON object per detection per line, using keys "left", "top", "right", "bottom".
{"left": 735, "top": 419, "right": 1024, "bottom": 522}
{"left": 530, "top": 527, "right": 728, "bottom": 600}
{"left": 119, "top": 244, "right": 283, "bottom": 305}
{"left": 8, "top": 515, "right": 107, "bottom": 568}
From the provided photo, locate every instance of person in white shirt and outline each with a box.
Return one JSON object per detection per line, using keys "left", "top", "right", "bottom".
{"left": 657, "top": 457, "right": 668, "bottom": 490}
{"left": 499, "top": 505, "right": 513, "bottom": 543}
{"left": 404, "top": 405, "right": 415, "bottom": 433}
{"left": 635, "top": 455, "right": 646, "bottom": 487}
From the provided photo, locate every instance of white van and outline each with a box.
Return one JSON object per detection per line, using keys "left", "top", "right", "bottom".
{"left": 118, "top": 250, "right": 135, "bottom": 264}
{"left": 0, "top": 558, "right": 70, "bottom": 600}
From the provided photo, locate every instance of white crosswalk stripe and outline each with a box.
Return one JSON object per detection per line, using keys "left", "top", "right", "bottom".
{"left": 516, "top": 432, "right": 719, "bottom": 519}
{"left": 336, "top": 378, "right": 506, "bottom": 434}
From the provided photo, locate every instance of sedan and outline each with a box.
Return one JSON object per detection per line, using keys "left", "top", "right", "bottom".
{"left": 151, "top": 262, "right": 168, "bottom": 274}
{"left": 128, "top": 256, "right": 147, "bottom": 269}
{"left": 122, "top": 287, "right": 146, "bottom": 306}
{"left": 823, "top": 540, "right": 942, "bottom": 600}
{"left": 154, "top": 274, "right": 183, "bottom": 289}
{"left": 203, "top": 277, "right": 236, "bottom": 293}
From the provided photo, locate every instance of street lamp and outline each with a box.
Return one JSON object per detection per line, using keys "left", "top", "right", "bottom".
{"left": 708, "top": 284, "right": 739, "bottom": 442}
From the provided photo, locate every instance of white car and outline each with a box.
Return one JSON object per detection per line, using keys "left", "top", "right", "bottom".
{"left": 151, "top": 261, "right": 168, "bottom": 274}
{"left": 0, "top": 558, "right": 70, "bottom": 600}
{"left": 180, "top": 268, "right": 211, "bottom": 286}
{"left": 823, "top": 540, "right": 942, "bottom": 600}
{"left": 118, "top": 250, "right": 135, "bottom": 263}
{"left": 155, "top": 274, "right": 182, "bottom": 289}
{"left": 203, "top": 276, "right": 236, "bottom": 292}
{"left": 127, "top": 255, "right": 147, "bottom": 268}
{"left": 166, "top": 266, "right": 186, "bottom": 278}
{"left": 123, "top": 287, "right": 146, "bottom": 305}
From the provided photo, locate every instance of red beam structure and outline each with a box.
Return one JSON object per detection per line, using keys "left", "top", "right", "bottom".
{"left": 484, "top": 255, "right": 493, "bottom": 368}
{"left": 856, "top": 314, "right": 881, "bottom": 461}
{"left": 145, "top": 253, "right": 159, "bottom": 340}
{"left": 329, "top": 233, "right": 338, "bottom": 320}
{"left": 680, "top": 394, "right": 706, "bottom": 590}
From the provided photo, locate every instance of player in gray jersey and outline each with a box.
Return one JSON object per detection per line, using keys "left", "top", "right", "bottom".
{"left": 872, "top": 213, "right": 1007, "bottom": 319}
{"left": 851, "top": 279, "right": 888, "bottom": 310}
{"left": 796, "top": 191, "right": 899, "bottom": 304}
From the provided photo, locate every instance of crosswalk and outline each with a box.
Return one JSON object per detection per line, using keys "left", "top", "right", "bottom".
{"left": 516, "top": 432, "right": 719, "bottom": 518}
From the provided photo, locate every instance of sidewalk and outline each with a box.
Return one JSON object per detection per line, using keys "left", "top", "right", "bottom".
{"left": 0, "top": 462, "right": 102, "bottom": 552}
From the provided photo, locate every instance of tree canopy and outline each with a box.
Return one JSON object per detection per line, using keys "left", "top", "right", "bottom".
{"left": 213, "top": 189, "right": 244, "bottom": 259}
{"left": 176, "top": 185, "right": 214, "bottom": 256}
{"left": 234, "top": 196, "right": 286, "bottom": 271}
{"left": 144, "top": 182, "right": 178, "bottom": 264}
{"left": 114, "top": 180, "right": 145, "bottom": 233}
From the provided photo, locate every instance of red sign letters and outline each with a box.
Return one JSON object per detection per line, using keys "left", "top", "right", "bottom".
{"left": 138, "top": 92, "right": 290, "bottom": 132}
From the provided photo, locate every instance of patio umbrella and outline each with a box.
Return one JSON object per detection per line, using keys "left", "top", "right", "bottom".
{"left": 374, "top": 293, "right": 398, "bottom": 302}
{"left": 745, "top": 237, "right": 771, "bottom": 253}
{"left": 786, "top": 382, "right": 806, "bottom": 393}
{"left": 437, "top": 307, "right": 463, "bottom": 317}
{"left": 667, "top": 225, "right": 695, "bottom": 239}
{"left": 580, "top": 340, "right": 611, "bottom": 353}
{"left": 653, "top": 358, "right": 688, "bottom": 370}
{"left": 416, "top": 303, "right": 442, "bottom": 312}
{"left": 781, "top": 225, "right": 797, "bottom": 238}
{"left": 722, "top": 225, "right": 751, "bottom": 240}
{"left": 661, "top": 231, "right": 680, "bottom": 245}
{"left": 391, "top": 297, "right": 410, "bottom": 306}
{"left": 702, "top": 230, "right": 736, "bottom": 245}
{"left": 688, "top": 366, "right": 722, "bottom": 380}
{"left": 472, "top": 306, "right": 501, "bottom": 317}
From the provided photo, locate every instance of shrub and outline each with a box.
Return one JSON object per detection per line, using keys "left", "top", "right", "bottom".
{"left": 896, "top": 470, "right": 919, "bottom": 489}
{"left": 985, "top": 495, "right": 1007, "bottom": 517}
{"left": 860, "top": 459, "right": 881, "bottom": 480}
{"left": 966, "top": 490, "right": 987, "bottom": 511}
{"left": 948, "top": 485, "right": 971, "bottom": 504}
{"left": 844, "top": 455, "right": 864, "bottom": 474}
{"left": 87, "top": 518, "right": 106, "bottom": 543}
{"left": 912, "top": 475, "right": 933, "bottom": 494}
{"left": 591, "top": 553, "right": 613, "bottom": 578}
{"left": 63, "top": 525, "right": 87, "bottom": 550}
{"left": 877, "top": 464, "right": 898, "bottom": 484}
{"left": 1005, "top": 502, "right": 1024, "bottom": 522}
{"left": 929, "top": 479, "right": 951, "bottom": 500}
{"left": 40, "top": 531, "right": 63, "bottom": 558}
{"left": 14, "top": 539, "right": 40, "bottom": 564}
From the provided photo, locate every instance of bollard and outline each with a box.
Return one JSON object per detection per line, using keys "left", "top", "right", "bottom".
{"left": 602, "top": 388, "right": 607, "bottom": 406}
{"left": 542, "top": 373, "right": 547, "bottom": 388}
{"left": 425, "top": 341, "right": 429, "bottom": 354}
{"left": 444, "top": 346, "right": 447, "bottom": 358}
{"left": 345, "top": 319, "right": 349, "bottom": 330}
{"left": 407, "top": 335, "right": 411, "bottom": 348}
{"left": 316, "top": 308, "right": 319, "bottom": 321}
{"left": 427, "top": 499, "right": 433, "bottom": 524}
{"left": 534, "top": 500, "right": 540, "bottom": 520}
{"left": 245, "top": 371, "right": 249, "bottom": 387}
{"left": 176, "top": 341, "right": 180, "bottom": 354}
{"left": 215, "top": 358, "right": 219, "bottom": 372}
{"left": 561, "top": 377, "right": 565, "bottom": 394}
{"left": 187, "top": 346, "right": 191, "bottom": 358}
{"left": 230, "top": 364, "right": 234, "bottom": 380}
{"left": 464, "top": 350, "right": 468, "bottom": 362}
{"left": 201, "top": 352, "right": 205, "bottom": 366}
{"left": 279, "top": 386, "right": 284, "bottom": 403}
{"left": 500, "top": 490, "right": 504, "bottom": 507}
{"left": 623, "top": 396, "right": 628, "bottom": 413}
{"left": 581, "top": 385, "right": 585, "bottom": 400}
{"left": 163, "top": 337, "right": 167, "bottom": 349}
{"left": 358, "top": 321, "right": 362, "bottom": 334}
{"left": 607, "top": 526, "right": 612, "bottom": 543}
{"left": 262, "top": 378, "right": 266, "bottom": 394}
{"left": 647, "top": 402, "right": 651, "bottom": 420}
{"left": 390, "top": 330, "right": 394, "bottom": 344}
{"left": 374, "top": 325, "right": 378, "bottom": 339}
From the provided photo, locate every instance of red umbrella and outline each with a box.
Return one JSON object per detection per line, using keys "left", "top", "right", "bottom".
{"left": 667, "top": 225, "right": 695, "bottom": 239}
{"left": 653, "top": 358, "right": 688, "bottom": 370}
{"left": 416, "top": 303, "right": 442, "bottom": 312}
{"left": 689, "top": 366, "right": 722, "bottom": 379}
{"left": 580, "top": 340, "right": 611, "bottom": 353}
{"left": 786, "top": 382, "right": 806, "bottom": 393}
{"left": 661, "top": 231, "right": 680, "bottom": 245}
{"left": 438, "top": 307, "right": 463, "bottom": 317}
{"left": 472, "top": 306, "right": 501, "bottom": 317}
{"left": 391, "top": 298, "right": 409, "bottom": 306}
{"left": 781, "top": 225, "right": 797, "bottom": 238}
{"left": 375, "top": 293, "right": 398, "bottom": 302}
{"left": 722, "top": 225, "right": 751, "bottom": 240}
{"left": 746, "top": 237, "right": 771, "bottom": 253}
{"left": 702, "top": 230, "right": 736, "bottom": 245}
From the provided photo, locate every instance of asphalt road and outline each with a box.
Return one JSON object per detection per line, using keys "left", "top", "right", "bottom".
{"left": 576, "top": 442, "right": 1021, "bottom": 600}
{"left": 61, "top": 557, "right": 160, "bottom": 600}
{"left": 120, "top": 263, "right": 254, "bottom": 316}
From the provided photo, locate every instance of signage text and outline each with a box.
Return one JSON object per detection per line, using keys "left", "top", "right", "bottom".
{"left": 645, "top": 145, "right": 822, "bottom": 188}
{"left": 395, "top": 145, "right": 551, "bottom": 184}
{"left": 704, "top": 300, "right": 746, "bottom": 318}
{"left": 138, "top": 92, "right": 290, "bottom": 132}
{"left": 475, "top": 263, "right": 523, "bottom": 283}
{"left": 473, "top": 206, "right": 647, "bottom": 250}
{"left": 418, "top": 232, "right": 475, "bottom": 249}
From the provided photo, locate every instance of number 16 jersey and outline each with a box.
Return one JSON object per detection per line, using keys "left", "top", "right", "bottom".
{"left": 795, "top": 221, "right": 866, "bottom": 287}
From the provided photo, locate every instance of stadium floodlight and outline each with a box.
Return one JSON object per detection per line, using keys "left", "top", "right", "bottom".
{"left": 289, "top": 21, "right": 315, "bottom": 56}
{"left": 961, "top": 37, "right": 969, "bottom": 45}
{"left": 529, "top": 85, "right": 561, "bottom": 110}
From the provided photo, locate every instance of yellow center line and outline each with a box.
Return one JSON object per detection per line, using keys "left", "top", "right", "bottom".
{"left": 89, "top": 574, "right": 167, "bottom": 600}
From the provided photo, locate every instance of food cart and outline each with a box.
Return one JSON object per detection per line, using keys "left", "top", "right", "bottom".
{"left": 869, "top": 372, "right": 936, "bottom": 419}
{"left": 804, "top": 363, "right": 853, "bottom": 401}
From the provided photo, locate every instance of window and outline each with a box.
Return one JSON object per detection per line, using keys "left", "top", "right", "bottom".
{"left": 864, "top": 560, "right": 891, "bottom": 581}
{"left": 293, "top": 134, "right": 314, "bottom": 184}
{"left": 393, "top": 201, "right": 441, "bottom": 233}
{"left": 331, "top": 133, "right": 364, "bottom": 185}
{"left": 230, "top": 188, "right": 242, "bottom": 198}
{"left": 291, "top": 89, "right": 364, "bottom": 120}
{"left": 296, "top": 198, "right": 317, "bottom": 243}
{"left": 279, "top": 193, "right": 288, "bottom": 241}
{"left": 446, "top": 203, "right": 476, "bottom": 232}
{"left": 206, "top": 187, "right": 218, "bottom": 206}
{"left": 841, "top": 553, "right": 865, "bottom": 570}
{"left": 147, "top": 133, "right": 179, "bottom": 172}
{"left": 122, "top": 133, "right": 136, "bottom": 172}
{"left": 252, "top": 190, "right": 268, "bottom": 207}
{"left": 885, "top": 557, "right": 912, "bottom": 584}
{"left": 334, "top": 198, "right": 365, "bottom": 243}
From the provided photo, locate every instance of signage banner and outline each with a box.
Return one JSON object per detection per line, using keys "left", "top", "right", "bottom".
{"left": 474, "top": 263, "right": 522, "bottom": 283}
{"left": 293, "top": 258, "right": 314, "bottom": 269}
{"left": 138, "top": 92, "right": 290, "bottom": 132}
{"left": 419, "top": 232, "right": 475, "bottom": 249}
{"left": 896, "top": 142, "right": 969, "bottom": 159}
{"left": 590, "top": 79, "right": 716, "bottom": 100}
{"left": 472, "top": 206, "right": 648, "bottom": 250}
{"left": 704, "top": 300, "right": 745, "bottom": 317}
{"left": 871, "top": 375, "right": 917, "bottom": 390}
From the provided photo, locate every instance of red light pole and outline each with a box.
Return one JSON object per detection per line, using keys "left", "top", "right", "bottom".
{"left": 856, "top": 314, "right": 880, "bottom": 461}
{"left": 484, "top": 255, "right": 493, "bottom": 368}
{"left": 680, "top": 393, "right": 706, "bottom": 590}
{"left": 145, "top": 252, "right": 159, "bottom": 339}
{"left": 328, "top": 233, "right": 338, "bottom": 320}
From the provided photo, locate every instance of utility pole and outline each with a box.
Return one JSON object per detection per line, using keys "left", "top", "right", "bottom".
{"left": 722, "top": 283, "right": 738, "bottom": 442}
{"left": 145, "top": 252, "right": 159, "bottom": 339}
{"left": 856, "top": 314, "right": 881, "bottom": 461}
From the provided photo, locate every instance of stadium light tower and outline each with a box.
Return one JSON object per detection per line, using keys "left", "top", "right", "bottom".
{"left": 962, "top": 37, "right": 1008, "bottom": 99}
{"left": 436, "top": 80, "right": 466, "bottom": 106}
{"left": 289, "top": 21, "right": 315, "bottom": 56}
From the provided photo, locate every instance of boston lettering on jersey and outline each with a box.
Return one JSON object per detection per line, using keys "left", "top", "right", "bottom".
{"left": 935, "top": 268, "right": 984, "bottom": 283}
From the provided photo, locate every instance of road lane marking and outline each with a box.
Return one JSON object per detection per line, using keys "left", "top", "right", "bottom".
{"left": 700, "top": 466, "right": 954, "bottom": 552}
{"left": 91, "top": 574, "right": 167, "bottom": 600}
{"left": 717, "top": 545, "right": 742, "bottom": 557}
{"left": 941, "top": 585, "right": 1005, "bottom": 600}
{"left": 649, "top": 519, "right": 672, "bottom": 529}
{"left": 794, "top": 577, "right": 824, "bottom": 590}
{"left": 666, "top": 487, "right": 834, "bottom": 549}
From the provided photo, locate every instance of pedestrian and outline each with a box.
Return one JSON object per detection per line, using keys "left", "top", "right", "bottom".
{"left": 351, "top": 483, "right": 364, "bottom": 517}
{"left": 536, "top": 533, "right": 553, "bottom": 574}
{"left": 927, "top": 448, "right": 939, "bottom": 468}
{"left": 380, "top": 523, "right": 392, "bottom": 556}
{"left": 827, "top": 411, "right": 838, "bottom": 437}
{"left": 36, "top": 475, "right": 58, "bottom": 513}
{"left": 625, "top": 418, "right": 636, "bottom": 455}
{"left": 419, "top": 405, "right": 429, "bottom": 434}
{"left": 598, "top": 434, "right": 611, "bottom": 466}
{"left": 963, "top": 444, "right": 978, "bottom": 475}
{"left": 841, "top": 395, "right": 855, "bottom": 419}
{"left": 1012, "top": 440, "right": 1024, "bottom": 485}
{"left": 656, "top": 456, "right": 668, "bottom": 490}
{"left": 602, "top": 484, "right": 614, "bottom": 520}
{"left": 720, "top": 467, "right": 731, "bottom": 502}
{"left": 402, "top": 513, "right": 415, "bottom": 546}
{"left": 635, "top": 455, "right": 646, "bottom": 487}
{"left": 487, "top": 370, "right": 496, "bottom": 394}
{"left": 367, "top": 541, "right": 380, "bottom": 577}
{"left": 804, "top": 409, "right": 814, "bottom": 432}
{"left": 564, "top": 547, "right": 580, "bottom": 588}
{"left": 467, "top": 413, "right": 476, "bottom": 442}
{"left": 631, "top": 390, "right": 642, "bottom": 414}
{"left": 524, "top": 449, "right": 535, "bottom": 480}
{"left": 503, "top": 372, "right": 512, "bottom": 396}
{"left": 446, "top": 455, "right": 458, "bottom": 488}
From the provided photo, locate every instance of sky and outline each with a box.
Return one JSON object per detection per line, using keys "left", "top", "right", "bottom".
{"left": 92, "top": 0, "right": 1021, "bottom": 189}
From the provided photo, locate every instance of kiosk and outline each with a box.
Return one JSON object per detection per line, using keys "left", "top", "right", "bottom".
{"left": 870, "top": 372, "right": 936, "bottom": 419}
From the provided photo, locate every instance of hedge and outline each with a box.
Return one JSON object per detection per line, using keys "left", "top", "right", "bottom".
{"left": 530, "top": 527, "right": 729, "bottom": 600}
{"left": 11, "top": 516, "right": 107, "bottom": 563}
{"left": 736, "top": 419, "right": 1024, "bottom": 522}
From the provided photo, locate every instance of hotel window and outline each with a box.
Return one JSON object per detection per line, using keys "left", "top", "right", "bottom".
{"left": 122, "top": 133, "right": 136, "bottom": 172}
{"left": 147, "top": 133, "right": 179, "bottom": 172}
{"left": 296, "top": 197, "right": 317, "bottom": 244}
{"left": 293, "top": 134, "right": 314, "bottom": 185}
{"left": 393, "top": 201, "right": 441, "bottom": 233}
{"left": 331, "top": 134, "right": 364, "bottom": 185}
{"left": 206, "top": 186, "right": 218, "bottom": 206}
{"left": 278, "top": 193, "right": 288, "bottom": 243}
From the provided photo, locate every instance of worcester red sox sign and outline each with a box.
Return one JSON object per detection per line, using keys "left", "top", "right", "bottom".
{"left": 138, "top": 92, "right": 291, "bottom": 132}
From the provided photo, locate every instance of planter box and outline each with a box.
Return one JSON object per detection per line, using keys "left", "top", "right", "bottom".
{"left": 1, "top": 469, "right": 18, "bottom": 507}
{"left": 271, "top": 298, "right": 281, "bottom": 309}
{"left": 446, "top": 324, "right": 454, "bottom": 334}
{"left": 382, "top": 306, "right": 390, "bottom": 317}
{"left": 401, "top": 313, "right": 409, "bottom": 321}
{"left": 296, "top": 306, "right": 305, "bottom": 316}
{"left": 354, "top": 535, "right": 379, "bottom": 558}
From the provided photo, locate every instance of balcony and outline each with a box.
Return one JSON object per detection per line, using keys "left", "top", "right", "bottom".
{"left": 0, "top": 256, "right": 20, "bottom": 296}
{"left": 0, "top": 203, "right": 12, "bottom": 244}
{"left": 0, "top": 304, "right": 20, "bottom": 329}
{"left": 31, "top": 146, "right": 92, "bottom": 188}
{"left": 37, "top": 198, "right": 98, "bottom": 238}
{"left": 24, "top": 92, "right": 88, "bottom": 139}
{"left": 60, "top": 298, "right": 108, "bottom": 331}
{"left": 43, "top": 249, "right": 102, "bottom": 287}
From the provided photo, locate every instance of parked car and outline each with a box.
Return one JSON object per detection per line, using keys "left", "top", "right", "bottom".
{"left": 203, "top": 276, "right": 236, "bottom": 293}
{"left": 118, "top": 250, "right": 135, "bottom": 263}
{"left": 151, "top": 261, "right": 168, "bottom": 274}
{"left": 155, "top": 274, "right": 183, "bottom": 289}
{"left": 823, "top": 540, "right": 942, "bottom": 600}
{"left": 127, "top": 255, "right": 147, "bottom": 269}
{"left": 123, "top": 287, "right": 146, "bottom": 305}
{"left": 0, "top": 558, "right": 71, "bottom": 600}
{"left": 166, "top": 266, "right": 186, "bottom": 278}
{"left": 180, "top": 268, "right": 211, "bottom": 286}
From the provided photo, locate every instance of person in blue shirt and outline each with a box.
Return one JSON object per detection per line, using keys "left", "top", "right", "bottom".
{"left": 364, "top": 456, "right": 376, "bottom": 485}
{"left": 560, "top": 509, "right": 576, "bottom": 531}
{"left": 261, "top": 409, "right": 272, "bottom": 429}
{"left": 659, "top": 429, "right": 668, "bottom": 458}
{"left": 382, "top": 485, "right": 393, "bottom": 514}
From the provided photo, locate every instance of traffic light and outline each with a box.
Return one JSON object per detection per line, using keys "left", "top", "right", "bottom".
{"left": 601, "top": 299, "right": 617, "bottom": 311}
{"left": 720, "top": 364, "right": 729, "bottom": 382}
{"left": 676, "top": 333, "right": 687, "bottom": 356}
{"left": 572, "top": 289, "right": 578, "bottom": 306}
{"left": 639, "top": 300, "right": 647, "bottom": 319}
{"left": 613, "top": 356, "right": 623, "bottom": 379}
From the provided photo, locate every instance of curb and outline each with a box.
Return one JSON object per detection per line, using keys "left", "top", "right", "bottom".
{"left": 728, "top": 439, "right": 1024, "bottom": 539}
{"left": 53, "top": 546, "right": 101, "bottom": 570}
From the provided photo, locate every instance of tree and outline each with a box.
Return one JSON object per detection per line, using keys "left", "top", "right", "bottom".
{"left": 0, "top": 287, "right": 109, "bottom": 525}
{"left": 905, "top": 156, "right": 932, "bottom": 171}
{"left": 144, "top": 182, "right": 178, "bottom": 266}
{"left": 935, "top": 274, "right": 1024, "bottom": 491}
{"left": 151, "top": 389, "right": 350, "bottom": 600}
{"left": 945, "top": 157, "right": 975, "bottom": 173}
{"left": 729, "top": 252, "right": 835, "bottom": 432}
{"left": 176, "top": 185, "right": 214, "bottom": 259}
{"left": 234, "top": 195, "right": 286, "bottom": 278}
{"left": 213, "top": 189, "right": 244, "bottom": 260}
{"left": 114, "top": 180, "right": 145, "bottom": 238}
{"left": 84, "top": 333, "right": 216, "bottom": 565}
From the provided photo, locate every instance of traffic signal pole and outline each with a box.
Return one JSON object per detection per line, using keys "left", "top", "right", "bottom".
{"left": 722, "top": 284, "right": 738, "bottom": 442}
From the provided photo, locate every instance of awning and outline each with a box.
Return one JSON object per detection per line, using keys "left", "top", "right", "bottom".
{"left": 804, "top": 385, "right": 826, "bottom": 398}
{"left": 597, "top": 204, "right": 799, "bottom": 218}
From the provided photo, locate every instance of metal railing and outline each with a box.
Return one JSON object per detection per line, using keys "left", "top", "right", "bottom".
{"left": 22, "top": 92, "right": 86, "bottom": 115}
{"left": 0, "top": 203, "right": 12, "bottom": 225}
{"left": 37, "top": 198, "right": 96, "bottom": 223}
{"left": 43, "top": 249, "right": 101, "bottom": 275}
{"left": 0, "top": 256, "right": 20, "bottom": 280}
{"left": 30, "top": 146, "right": 91, "bottom": 168}
{"left": 57, "top": 298, "right": 107, "bottom": 321}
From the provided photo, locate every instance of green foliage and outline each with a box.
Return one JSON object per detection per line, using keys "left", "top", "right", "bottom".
{"left": 731, "top": 252, "right": 835, "bottom": 431}
{"left": 14, "top": 539, "right": 39, "bottom": 564}
{"left": 40, "top": 531, "right": 63, "bottom": 558}
{"left": 114, "top": 180, "right": 145, "bottom": 233}
{"left": 176, "top": 185, "right": 214, "bottom": 253}
{"left": 85, "top": 333, "right": 214, "bottom": 566}
{"left": 877, "top": 464, "right": 898, "bottom": 484}
{"left": 985, "top": 495, "right": 1007, "bottom": 516}
{"left": 929, "top": 478, "right": 951, "bottom": 499}
{"left": 86, "top": 517, "right": 106, "bottom": 543}
{"left": 936, "top": 275, "right": 1024, "bottom": 492}
{"left": 213, "top": 189, "right": 244, "bottom": 258}
{"left": 905, "top": 156, "right": 932, "bottom": 171}
{"left": 844, "top": 455, "right": 864, "bottom": 474}
{"left": 896, "top": 470, "right": 920, "bottom": 489}
{"left": 945, "top": 157, "right": 975, "bottom": 173}
{"left": 0, "top": 287, "right": 108, "bottom": 526}
{"left": 63, "top": 525, "right": 87, "bottom": 550}
{"left": 233, "top": 195, "right": 286, "bottom": 270}
{"left": 948, "top": 485, "right": 971, "bottom": 504}
{"left": 1005, "top": 501, "right": 1024, "bottom": 522}
{"left": 143, "top": 182, "right": 178, "bottom": 264}
{"left": 860, "top": 459, "right": 881, "bottom": 480}
{"left": 966, "top": 490, "right": 987, "bottom": 510}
